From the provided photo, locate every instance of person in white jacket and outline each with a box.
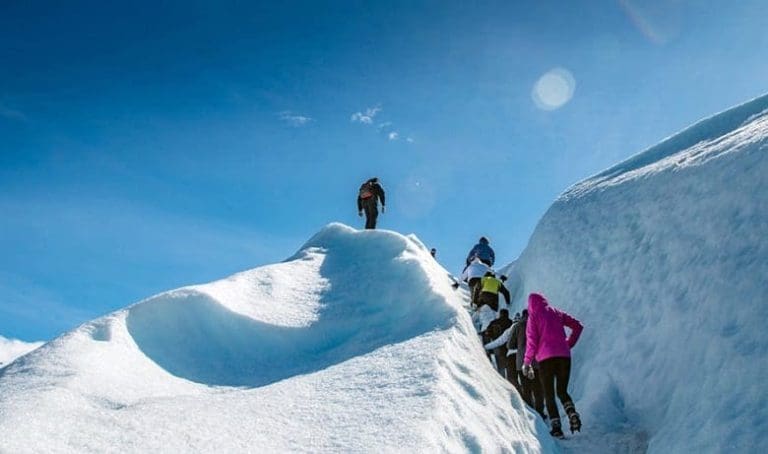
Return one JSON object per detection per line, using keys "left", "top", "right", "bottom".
{"left": 461, "top": 257, "right": 490, "bottom": 307}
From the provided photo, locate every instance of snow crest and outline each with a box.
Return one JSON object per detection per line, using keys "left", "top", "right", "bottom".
{"left": 506, "top": 94, "right": 768, "bottom": 452}
{"left": 0, "top": 336, "right": 42, "bottom": 367}
{"left": 0, "top": 223, "right": 553, "bottom": 453}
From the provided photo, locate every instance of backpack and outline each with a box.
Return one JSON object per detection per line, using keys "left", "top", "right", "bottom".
{"left": 359, "top": 182, "right": 375, "bottom": 200}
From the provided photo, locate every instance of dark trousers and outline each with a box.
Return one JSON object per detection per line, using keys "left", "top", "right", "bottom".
{"left": 518, "top": 370, "right": 545, "bottom": 418}
{"left": 538, "top": 357, "right": 574, "bottom": 422}
{"left": 506, "top": 353, "right": 520, "bottom": 391}
{"left": 477, "top": 292, "right": 499, "bottom": 311}
{"left": 468, "top": 278, "right": 481, "bottom": 307}
{"left": 493, "top": 347, "right": 509, "bottom": 377}
{"left": 362, "top": 200, "right": 379, "bottom": 229}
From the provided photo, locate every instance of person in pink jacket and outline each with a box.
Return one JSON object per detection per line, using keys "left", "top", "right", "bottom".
{"left": 522, "top": 292, "right": 583, "bottom": 438}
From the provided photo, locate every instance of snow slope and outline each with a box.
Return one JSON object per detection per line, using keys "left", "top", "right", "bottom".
{"left": 0, "top": 224, "right": 555, "bottom": 453}
{"left": 0, "top": 336, "right": 42, "bottom": 367}
{"left": 502, "top": 94, "right": 768, "bottom": 452}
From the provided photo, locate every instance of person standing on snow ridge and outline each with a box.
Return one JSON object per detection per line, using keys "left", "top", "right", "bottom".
{"left": 522, "top": 293, "right": 583, "bottom": 438}
{"left": 476, "top": 271, "right": 510, "bottom": 312}
{"left": 465, "top": 236, "right": 495, "bottom": 267}
{"left": 357, "top": 177, "right": 386, "bottom": 229}
{"left": 460, "top": 257, "right": 490, "bottom": 307}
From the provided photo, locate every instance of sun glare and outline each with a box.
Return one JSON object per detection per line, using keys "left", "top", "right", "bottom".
{"left": 532, "top": 68, "right": 576, "bottom": 111}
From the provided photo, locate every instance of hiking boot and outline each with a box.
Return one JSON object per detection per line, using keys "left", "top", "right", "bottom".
{"left": 568, "top": 412, "right": 582, "bottom": 433}
{"left": 563, "top": 401, "right": 581, "bottom": 433}
{"left": 549, "top": 418, "right": 564, "bottom": 438}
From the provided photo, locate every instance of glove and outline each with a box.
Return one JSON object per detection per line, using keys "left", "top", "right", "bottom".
{"left": 358, "top": 211, "right": 363, "bottom": 217}
{"left": 522, "top": 364, "right": 535, "bottom": 380}
{"left": 381, "top": 205, "right": 386, "bottom": 213}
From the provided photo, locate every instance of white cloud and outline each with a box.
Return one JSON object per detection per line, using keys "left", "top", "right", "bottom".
{"left": 351, "top": 106, "right": 381, "bottom": 124}
{"left": 406, "top": 137, "right": 415, "bottom": 143}
{"left": 376, "top": 121, "right": 393, "bottom": 130}
{"left": 279, "top": 111, "right": 313, "bottom": 127}
{"left": 388, "top": 132, "right": 399, "bottom": 141}
{"left": 0, "top": 104, "right": 26, "bottom": 122}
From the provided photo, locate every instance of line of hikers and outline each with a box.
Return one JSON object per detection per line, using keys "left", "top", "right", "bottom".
{"left": 461, "top": 237, "right": 584, "bottom": 439}
{"left": 354, "top": 178, "right": 585, "bottom": 439}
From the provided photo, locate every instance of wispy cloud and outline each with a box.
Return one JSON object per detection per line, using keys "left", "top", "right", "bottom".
{"left": 279, "top": 111, "right": 313, "bottom": 127}
{"left": 0, "top": 104, "right": 27, "bottom": 122}
{"left": 350, "top": 106, "right": 381, "bottom": 124}
{"left": 351, "top": 105, "right": 415, "bottom": 144}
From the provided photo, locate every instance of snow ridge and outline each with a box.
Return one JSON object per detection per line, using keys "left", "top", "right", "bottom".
{"left": 506, "top": 94, "right": 768, "bottom": 452}
{"left": 0, "top": 224, "right": 553, "bottom": 453}
{"left": 0, "top": 336, "right": 42, "bottom": 367}
{"left": 564, "top": 93, "right": 768, "bottom": 199}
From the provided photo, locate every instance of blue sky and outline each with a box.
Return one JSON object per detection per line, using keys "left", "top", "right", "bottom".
{"left": 2, "top": 0, "right": 767, "bottom": 341}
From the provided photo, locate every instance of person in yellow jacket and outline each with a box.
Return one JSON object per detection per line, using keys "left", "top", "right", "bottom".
{"left": 477, "top": 271, "right": 511, "bottom": 312}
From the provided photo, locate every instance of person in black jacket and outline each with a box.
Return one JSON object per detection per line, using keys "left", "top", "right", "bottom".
{"left": 357, "top": 177, "right": 386, "bottom": 229}
{"left": 482, "top": 309, "right": 514, "bottom": 379}
{"left": 509, "top": 309, "right": 545, "bottom": 419}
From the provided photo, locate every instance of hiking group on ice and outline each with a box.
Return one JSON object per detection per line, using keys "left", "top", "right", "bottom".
{"left": 459, "top": 236, "right": 584, "bottom": 439}
{"left": 356, "top": 177, "right": 585, "bottom": 440}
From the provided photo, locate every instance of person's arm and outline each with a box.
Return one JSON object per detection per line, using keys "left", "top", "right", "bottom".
{"left": 524, "top": 313, "right": 539, "bottom": 365}
{"left": 562, "top": 310, "right": 584, "bottom": 348}
{"left": 466, "top": 245, "right": 478, "bottom": 264}
{"left": 357, "top": 195, "right": 363, "bottom": 212}
{"left": 499, "top": 284, "right": 511, "bottom": 304}
{"left": 506, "top": 323, "right": 519, "bottom": 350}
{"left": 490, "top": 248, "right": 495, "bottom": 266}
{"left": 485, "top": 325, "right": 513, "bottom": 350}
{"left": 377, "top": 184, "right": 386, "bottom": 207}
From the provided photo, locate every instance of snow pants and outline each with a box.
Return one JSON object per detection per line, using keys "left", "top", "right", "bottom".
{"left": 468, "top": 277, "right": 481, "bottom": 307}
{"left": 538, "top": 357, "right": 574, "bottom": 422}
{"left": 477, "top": 291, "right": 499, "bottom": 311}
{"left": 518, "top": 370, "right": 545, "bottom": 418}
{"left": 362, "top": 199, "right": 379, "bottom": 229}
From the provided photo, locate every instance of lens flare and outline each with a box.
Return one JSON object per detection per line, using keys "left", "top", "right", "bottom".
{"left": 532, "top": 68, "right": 576, "bottom": 111}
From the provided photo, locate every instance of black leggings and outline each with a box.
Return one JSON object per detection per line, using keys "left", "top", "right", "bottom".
{"left": 538, "top": 357, "right": 573, "bottom": 421}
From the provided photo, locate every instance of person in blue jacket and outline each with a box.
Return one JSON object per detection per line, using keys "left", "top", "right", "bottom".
{"left": 465, "top": 236, "right": 495, "bottom": 267}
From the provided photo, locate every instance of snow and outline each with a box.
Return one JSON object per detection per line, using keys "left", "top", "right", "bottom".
{"left": 0, "top": 224, "right": 554, "bottom": 453}
{"left": 0, "top": 336, "right": 42, "bottom": 367}
{"left": 2, "top": 93, "right": 766, "bottom": 452}
{"left": 501, "top": 93, "right": 768, "bottom": 452}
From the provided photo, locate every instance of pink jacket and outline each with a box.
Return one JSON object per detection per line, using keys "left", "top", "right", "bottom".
{"left": 524, "top": 293, "right": 583, "bottom": 365}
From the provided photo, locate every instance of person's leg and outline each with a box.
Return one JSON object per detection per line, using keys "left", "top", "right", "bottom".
{"left": 477, "top": 292, "right": 491, "bottom": 310}
{"left": 489, "top": 294, "right": 499, "bottom": 311}
{"left": 364, "top": 203, "right": 378, "bottom": 229}
{"left": 469, "top": 278, "right": 480, "bottom": 307}
{"left": 553, "top": 357, "right": 580, "bottom": 431}
{"left": 553, "top": 358, "right": 574, "bottom": 407}
{"left": 494, "top": 347, "right": 508, "bottom": 376}
{"left": 518, "top": 372, "right": 533, "bottom": 406}
{"left": 532, "top": 370, "right": 546, "bottom": 419}
{"left": 538, "top": 358, "right": 561, "bottom": 433}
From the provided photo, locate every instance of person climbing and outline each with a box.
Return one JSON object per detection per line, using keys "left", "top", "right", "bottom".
{"left": 430, "top": 248, "right": 437, "bottom": 258}
{"left": 482, "top": 309, "right": 514, "bottom": 380}
{"left": 357, "top": 177, "right": 386, "bottom": 230}
{"left": 460, "top": 257, "right": 490, "bottom": 307}
{"left": 476, "top": 271, "right": 510, "bottom": 312}
{"left": 522, "top": 293, "right": 584, "bottom": 438}
{"left": 509, "top": 309, "right": 545, "bottom": 420}
{"left": 465, "top": 236, "right": 495, "bottom": 267}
